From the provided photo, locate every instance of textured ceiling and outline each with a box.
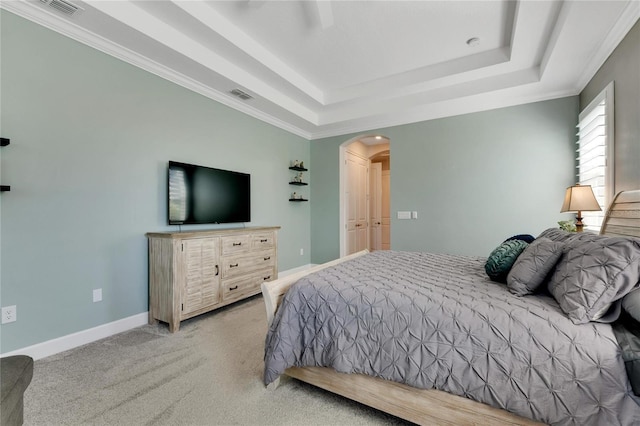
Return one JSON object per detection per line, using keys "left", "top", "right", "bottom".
{"left": 3, "top": 0, "right": 639, "bottom": 139}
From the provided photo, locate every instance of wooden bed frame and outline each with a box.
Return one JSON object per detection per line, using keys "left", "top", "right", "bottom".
{"left": 261, "top": 189, "right": 640, "bottom": 426}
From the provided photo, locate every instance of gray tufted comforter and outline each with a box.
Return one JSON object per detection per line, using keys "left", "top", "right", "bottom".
{"left": 264, "top": 251, "right": 640, "bottom": 425}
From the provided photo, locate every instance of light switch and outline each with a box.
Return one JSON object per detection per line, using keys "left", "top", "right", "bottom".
{"left": 397, "top": 211, "right": 411, "bottom": 220}
{"left": 412, "top": 211, "right": 418, "bottom": 219}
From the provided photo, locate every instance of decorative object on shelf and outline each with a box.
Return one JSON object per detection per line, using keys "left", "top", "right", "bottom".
{"left": 289, "top": 191, "right": 308, "bottom": 202}
{"left": 1, "top": 138, "right": 9, "bottom": 192}
{"left": 560, "top": 184, "right": 601, "bottom": 232}
{"left": 289, "top": 161, "right": 309, "bottom": 200}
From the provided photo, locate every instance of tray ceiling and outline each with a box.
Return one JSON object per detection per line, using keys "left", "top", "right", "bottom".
{"left": 3, "top": 0, "right": 638, "bottom": 139}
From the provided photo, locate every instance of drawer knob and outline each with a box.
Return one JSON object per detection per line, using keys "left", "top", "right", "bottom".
{"left": 229, "top": 285, "right": 239, "bottom": 291}
{"left": 264, "top": 256, "right": 271, "bottom": 261}
{"left": 263, "top": 275, "right": 271, "bottom": 281}
{"left": 230, "top": 263, "right": 239, "bottom": 268}
{"left": 260, "top": 239, "right": 268, "bottom": 243}
{"left": 232, "top": 242, "right": 242, "bottom": 246}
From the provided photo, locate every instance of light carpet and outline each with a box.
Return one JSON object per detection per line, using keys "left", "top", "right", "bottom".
{"left": 24, "top": 295, "right": 410, "bottom": 425}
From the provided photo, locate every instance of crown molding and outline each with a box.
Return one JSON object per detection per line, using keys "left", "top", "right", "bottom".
{"left": 574, "top": 1, "right": 640, "bottom": 92}
{"left": 307, "top": 87, "right": 578, "bottom": 140}
{"left": 2, "top": 1, "right": 633, "bottom": 143}
{"left": 0, "top": 1, "right": 313, "bottom": 139}
{"left": 171, "top": 0, "right": 325, "bottom": 105}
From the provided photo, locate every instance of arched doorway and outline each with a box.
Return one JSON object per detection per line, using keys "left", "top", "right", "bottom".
{"left": 339, "top": 135, "right": 391, "bottom": 257}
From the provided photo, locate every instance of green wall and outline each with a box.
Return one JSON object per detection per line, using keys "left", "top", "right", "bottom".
{"left": 6, "top": 8, "right": 628, "bottom": 354}
{"left": 580, "top": 19, "right": 640, "bottom": 193}
{"left": 311, "top": 97, "right": 579, "bottom": 264}
{"left": 0, "top": 11, "right": 310, "bottom": 353}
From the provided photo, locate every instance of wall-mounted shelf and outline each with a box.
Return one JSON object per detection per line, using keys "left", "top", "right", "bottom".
{"left": 1, "top": 138, "right": 9, "bottom": 192}
{"left": 289, "top": 161, "right": 308, "bottom": 202}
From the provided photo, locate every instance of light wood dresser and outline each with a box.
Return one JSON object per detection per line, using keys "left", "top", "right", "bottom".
{"left": 146, "top": 226, "right": 279, "bottom": 332}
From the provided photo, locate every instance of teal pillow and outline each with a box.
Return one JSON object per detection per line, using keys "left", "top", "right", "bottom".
{"left": 485, "top": 240, "right": 529, "bottom": 282}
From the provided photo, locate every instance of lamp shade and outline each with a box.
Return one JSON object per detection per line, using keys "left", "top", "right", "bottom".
{"left": 560, "top": 184, "right": 602, "bottom": 212}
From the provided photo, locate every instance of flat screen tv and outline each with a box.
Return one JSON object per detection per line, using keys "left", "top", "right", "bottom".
{"left": 168, "top": 161, "right": 250, "bottom": 225}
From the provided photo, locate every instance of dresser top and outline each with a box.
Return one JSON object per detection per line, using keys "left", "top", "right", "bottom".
{"left": 146, "top": 226, "right": 280, "bottom": 239}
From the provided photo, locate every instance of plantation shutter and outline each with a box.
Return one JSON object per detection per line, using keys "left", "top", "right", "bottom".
{"left": 576, "top": 82, "right": 614, "bottom": 234}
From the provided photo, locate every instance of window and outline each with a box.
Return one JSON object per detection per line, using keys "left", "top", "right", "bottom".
{"left": 576, "top": 82, "right": 614, "bottom": 233}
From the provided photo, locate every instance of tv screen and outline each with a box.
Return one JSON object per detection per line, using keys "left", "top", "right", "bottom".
{"left": 168, "top": 161, "right": 250, "bottom": 225}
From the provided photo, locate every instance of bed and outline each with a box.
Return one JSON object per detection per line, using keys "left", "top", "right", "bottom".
{"left": 262, "top": 190, "right": 640, "bottom": 425}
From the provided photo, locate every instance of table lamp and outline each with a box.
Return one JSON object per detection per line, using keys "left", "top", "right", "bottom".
{"left": 560, "top": 184, "right": 601, "bottom": 232}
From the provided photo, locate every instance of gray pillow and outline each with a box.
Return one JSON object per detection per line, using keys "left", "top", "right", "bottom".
{"left": 537, "top": 228, "right": 577, "bottom": 243}
{"left": 548, "top": 236, "right": 640, "bottom": 324}
{"left": 507, "top": 238, "right": 564, "bottom": 296}
{"left": 537, "top": 228, "right": 604, "bottom": 244}
{"left": 622, "top": 287, "right": 640, "bottom": 323}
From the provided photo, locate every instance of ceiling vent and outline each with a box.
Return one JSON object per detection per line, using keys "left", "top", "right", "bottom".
{"left": 39, "top": 0, "right": 82, "bottom": 16}
{"left": 229, "top": 88, "right": 253, "bottom": 101}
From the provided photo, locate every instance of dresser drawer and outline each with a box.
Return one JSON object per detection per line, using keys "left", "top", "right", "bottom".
{"left": 221, "top": 250, "right": 276, "bottom": 278}
{"left": 221, "top": 234, "right": 251, "bottom": 255}
{"left": 251, "top": 232, "right": 276, "bottom": 250}
{"left": 222, "top": 268, "right": 275, "bottom": 302}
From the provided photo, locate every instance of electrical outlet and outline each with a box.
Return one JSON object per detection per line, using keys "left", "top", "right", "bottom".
{"left": 2, "top": 305, "right": 17, "bottom": 324}
{"left": 300, "top": 248, "right": 304, "bottom": 256}
{"left": 93, "top": 288, "right": 102, "bottom": 303}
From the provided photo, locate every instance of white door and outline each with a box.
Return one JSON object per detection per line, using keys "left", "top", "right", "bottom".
{"left": 346, "top": 153, "right": 358, "bottom": 254}
{"left": 345, "top": 151, "right": 369, "bottom": 255}
{"left": 370, "top": 163, "right": 382, "bottom": 251}
{"left": 381, "top": 170, "right": 391, "bottom": 250}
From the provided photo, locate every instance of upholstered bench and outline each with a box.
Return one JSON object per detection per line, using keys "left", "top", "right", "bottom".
{"left": 0, "top": 355, "right": 34, "bottom": 426}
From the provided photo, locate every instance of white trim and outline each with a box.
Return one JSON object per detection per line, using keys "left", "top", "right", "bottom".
{"left": 576, "top": 81, "right": 614, "bottom": 233}
{"left": 0, "top": 1, "right": 313, "bottom": 140}
{"left": 0, "top": 265, "right": 314, "bottom": 360}
{"left": 339, "top": 145, "right": 346, "bottom": 257}
{"left": 602, "top": 82, "right": 615, "bottom": 205}
{"left": 578, "top": 81, "right": 615, "bottom": 205}
{"left": 0, "top": 312, "right": 149, "bottom": 360}
{"left": 308, "top": 89, "right": 578, "bottom": 140}
{"left": 575, "top": 0, "right": 640, "bottom": 92}
{"left": 3, "top": 0, "right": 632, "bottom": 143}
{"left": 340, "top": 140, "right": 381, "bottom": 257}
{"left": 277, "top": 264, "right": 317, "bottom": 278}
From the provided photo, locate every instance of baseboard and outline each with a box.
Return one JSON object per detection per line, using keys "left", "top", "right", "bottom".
{"left": 0, "top": 264, "right": 316, "bottom": 360}
{"left": 278, "top": 263, "right": 317, "bottom": 278}
{"left": 0, "top": 312, "right": 149, "bottom": 360}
